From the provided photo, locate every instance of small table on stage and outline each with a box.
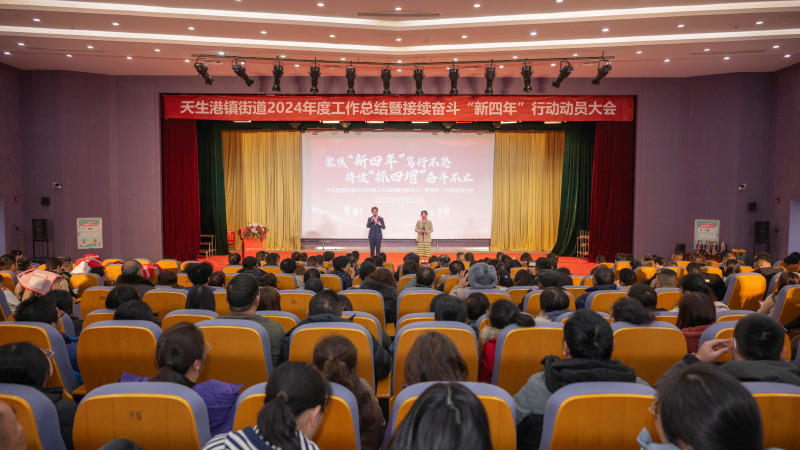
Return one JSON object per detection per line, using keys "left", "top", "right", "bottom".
{"left": 242, "top": 237, "right": 265, "bottom": 259}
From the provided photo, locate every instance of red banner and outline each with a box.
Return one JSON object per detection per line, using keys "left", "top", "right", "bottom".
{"left": 163, "top": 95, "right": 633, "bottom": 122}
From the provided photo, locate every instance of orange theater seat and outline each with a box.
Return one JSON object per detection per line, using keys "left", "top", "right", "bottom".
{"left": 340, "top": 289, "right": 387, "bottom": 333}
{"left": 288, "top": 322, "right": 375, "bottom": 388}
{"left": 0, "top": 383, "right": 67, "bottom": 450}
{"left": 195, "top": 319, "right": 274, "bottom": 388}
{"left": 723, "top": 273, "right": 767, "bottom": 310}
{"left": 743, "top": 382, "right": 800, "bottom": 449}
{"left": 611, "top": 322, "right": 687, "bottom": 385}
{"left": 279, "top": 289, "right": 315, "bottom": 321}
{"left": 396, "top": 288, "right": 440, "bottom": 321}
{"left": 142, "top": 289, "right": 188, "bottom": 321}
{"left": 492, "top": 324, "right": 565, "bottom": 395}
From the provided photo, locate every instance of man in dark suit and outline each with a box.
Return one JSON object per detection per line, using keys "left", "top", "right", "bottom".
{"left": 366, "top": 206, "right": 385, "bottom": 258}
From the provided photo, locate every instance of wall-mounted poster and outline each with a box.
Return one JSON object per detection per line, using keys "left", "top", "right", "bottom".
{"left": 693, "top": 219, "right": 720, "bottom": 246}
{"left": 77, "top": 218, "right": 103, "bottom": 249}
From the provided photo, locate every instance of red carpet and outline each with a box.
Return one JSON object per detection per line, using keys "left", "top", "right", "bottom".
{"left": 199, "top": 252, "right": 594, "bottom": 276}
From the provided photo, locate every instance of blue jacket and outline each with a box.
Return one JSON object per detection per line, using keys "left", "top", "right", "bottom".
{"left": 366, "top": 215, "right": 385, "bottom": 239}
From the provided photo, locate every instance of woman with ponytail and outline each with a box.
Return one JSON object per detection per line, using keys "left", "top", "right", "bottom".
{"left": 119, "top": 322, "right": 241, "bottom": 435}
{"left": 204, "top": 361, "right": 330, "bottom": 450}
{"left": 312, "top": 336, "right": 385, "bottom": 450}
{"left": 478, "top": 299, "right": 535, "bottom": 382}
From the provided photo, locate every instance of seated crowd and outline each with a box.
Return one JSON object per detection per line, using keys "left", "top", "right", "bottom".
{"left": 0, "top": 248, "right": 798, "bottom": 450}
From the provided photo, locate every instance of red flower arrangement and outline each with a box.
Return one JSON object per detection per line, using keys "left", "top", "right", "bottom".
{"left": 239, "top": 222, "right": 268, "bottom": 240}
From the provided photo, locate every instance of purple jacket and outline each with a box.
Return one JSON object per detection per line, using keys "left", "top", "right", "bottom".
{"left": 119, "top": 373, "right": 241, "bottom": 436}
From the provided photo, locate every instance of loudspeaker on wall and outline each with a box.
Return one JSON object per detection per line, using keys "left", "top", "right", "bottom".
{"left": 32, "top": 219, "right": 47, "bottom": 241}
{"left": 755, "top": 221, "right": 769, "bottom": 244}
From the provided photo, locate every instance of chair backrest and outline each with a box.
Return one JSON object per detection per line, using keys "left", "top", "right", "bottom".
{"left": 279, "top": 289, "right": 315, "bottom": 321}
{"left": 740, "top": 266, "right": 755, "bottom": 273}
{"left": 392, "top": 322, "right": 479, "bottom": 395}
{"left": 195, "top": 319, "right": 273, "bottom": 387}
{"left": 142, "top": 289, "right": 188, "bottom": 321}
{"left": 74, "top": 381, "right": 211, "bottom": 448}
{"left": 655, "top": 288, "right": 682, "bottom": 310}
{"left": 70, "top": 273, "right": 102, "bottom": 297}
{"left": 212, "top": 291, "right": 230, "bottom": 315}
{"left": 396, "top": 312, "right": 435, "bottom": 331}
{"left": 663, "top": 266, "right": 686, "bottom": 279}
{"left": 388, "top": 381, "right": 516, "bottom": 450}
{"left": 723, "top": 273, "right": 767, "bottom": 310}
{"left": 480, "top": 289, "right": 513, "bottom": 304}
{"left": 541, "top": 381, "right": 657, "bottom": 449}
{"left": 581, "top": 275, "right": 594, "bottom": 287}
{"left": 342, "top": 311, "right": 382, "bottom": 341}
{"left": 585, "top": 291, "right": 627, "bottom": 314}
{"left": 570, "top": 275, "right": 584, "bottom": 285}
{"left": 397, "top": 274, "right": 416, "bottom": 291}
{"left": 434, "top": 268, "right": 451, "bottom": 286}
{"left": 257, "top": 310, "right": 299, "bottom": 331}
{"left": 162, "top": 309, "right": 219, "bottom": 330}
{"left": 340, "top": 289, "right": 386, "bottom": 331}
{"left": 0, "top": 271, "right": 16, "bottom": 291}
{"left": 772, "top": 286, "right": 800, "bottom": 325}
{"left": 653, "top": 311, "right": 678, "bottom": 325}
{"left": 556, "top": 311, "right": 611, "bottom": 324}
{"left": 765, "top": 274, "right": 780, "bottom": 300}
{"left": 397, "top": 288, "right": 440, "bottom": 320}
{"left": 611, "top": 321, "right": 687, "bottom": 385}
{"left": 179, "top": 260, "right": 199, "bottom": 272}
{"left": 222, "top": 265, "right": 242, "bottom": 274}
{"left": 508, "top": 286, "right": 536, "bottom": 306}
{"left": 492, "top": 324, "right": 565, "bottom": 394}
{"left": 78, "top": 286, "right": 114, "bottom": 317}
{"left": 0, "top": 383, "right": 67, "bottom": 450}
{"left": 442, "top": 276, "right": 458, "bottom": 294}
{"left": 274, "top": 274, "right": 298, "bottom": 290}
{"left": 175, "top": 273, "right": 193, "bottom": 288}
{"left": 635, "top": 267, "right": 657, "bottom": 283}
{"left": 320, "top": 274, "right": 344, "bottom": 292}
{"left": 101, "top": 259, "right": 123, "bottom": 267}
{"left": 523, "top": 290, "right": 575, "bottom": 315}
{"left": 742, "top": 381, "right": 800, "bottom": 449}
{"left": 82, "top": 309, "right": 116, "bottom": 328}
{"left": 0, "top": 293, "right": 11, "bottom": 321}
{"left": 716, "top": 309, "right": 754, "bottom": 322}
{"left": 563, "top": 286, "right": 588, "bottom": 300}
{"left": 382, "top": 262, "right": 395, "bottom": 271}
{"left": 613, "top": 261, "right": 631, "bottom": 280}
{"left": 289, "top": 322, "right": 375, "bottom": 389}
{"left": 155, "top": 259, "right": 180, "bottom": 274}
{"left": 77, "top": 320, "right": 162, "bottom": 391}
{"left": 0, "top": 322, "right": 80, "bottom": 395}
{"left": 701, "top": 266, "right": 723, "bottom": 277}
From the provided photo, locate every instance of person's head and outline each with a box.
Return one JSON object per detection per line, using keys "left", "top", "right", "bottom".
{"left": 627, "top": 284, "right": 658, "bottom": 309}
{"left": 303, "top": 268, "right": 321, "bottom": 284}
{"left": 432, "top": 295, "right": 467, "bottom": 322}
{"left": 44, "top": 256, "right": 63, "bottom": 273}
{"left": 775, "top": 271, "right": 800, "bottom": 292}
{"left": 652, "top": 256, "right": 666, "bottom": 268}
{"left": 257, "top": 362, "right": 331, "bottom": 447}
{"left": 733, "top": 314, "right": 786, "bottom": 361}
{"left": 415, "top": 267, "right": 436, "bottom": 288}
{"left": 563, "top": 309, "right": 614, "bottom": 361}
{"left": 0, "top": 400, "right": 25, "bottom": 450}
{"left": 58, "top": 256, "right": 73, "bottom": 272}
{"left": 371, "top": 206, "right": 379, "bottom": 217}
{"left": 675, "top": 292, "right": 716, "bottom": 329}
{"left": 656, "top": 269, "right": 679, "bottom": 288}
{"left": 689, "top": 253, "right": 706, "bottom": 265}
{"left": 456, "top": 252, "right": 466, "bottom": 262}
{"left": 157, "top": 270, "right": 178, "bottom": 287}
{"left": 610, "top": 297, "right": 655, "bottom": 325}
{"left": 0, "top": 341, "right": 51, "bottom": 387}
{"left": 496, "top": 270, "right": 513, "bottom": 288}
{"left": 105, "top": 284, "right": 141, "bottom": 309}
{"left": 208, "top": 271, "right": 225, "bottom": 287}
{"left": 265, "top": 253, "right": 280, "bottom": 266}
{"left": 539, "top": 287, "right": 569, "bottom": 312}
{"left": 332, "top": 255, "right": 350, "bottom": 272}
{"left": 513, "top": 269, "right": 533, "bottom": 286}
{"left": 534, "top": 257, "right": 552, "bottom": 275}
{"left": 256, "top": 251, "right": 267, "bottom": 263}
{"left": 290, "top": 251, "right": 301, "bottom": 262}
{"left": 186, "top": 262, "right": 214, "bottom": 286}
{"left": 242, "top": 256, "right": 258, "bottom": 271}
{"left": 389, "top": 383, "right": 492, "bottom": 450}
{"left": 592, "top": 267, "right": 614, "bottom": 286}
{"left": 468, "top": 263, "right": 497, "bottom": 289}
{"left": 113, "top": 300, "right": 157, "bottom": 322}
{"left": 258, "top": 272, "right": 277, "bottom": 288}
{"left": 367, "top": 267, "right": 397, "bottom": 288}
{"left": 228, "top": 253, "right": 242, "bottom": 265}
{"left": 465, "top": 292, "right": 490, "bottom": 322}
{"left": 546, "top": 252, "right": 559, "bottom": 267}
{"left": 680, "top": 274, "right": 713, "bottom": 297}
{"left": 448, "top": 260, "right": 465, "bottom": 275}
{"left": 305, "top": 278, "right": 324, "bottom": 293}
{"left": 720, "top": 250, "right": 735, "bottom": 263}
{"left": 753, "top": 255, "right": 772, "bottom": 269}
{"left": 685, "top": 262, "right": 702, "bottom": 276}
{"left": 404, "top": 332, "right": 468, "bottom": 385}
{"left": 464, "top": 252, "right": 475, "bottom": 262}
{"left": 226, "top": 273, "right": 260, "bottom": 313}
{"left": 120, "top": 260, "right": 142, "bottom": 277}
{"left": 151, "top": 322, "right": 207, "bottom": 386}
{"left": 358, "top": 261, "right": 376, "bottom": 280}
{"left": 280, "top": 258, "right": 297, "bottom": 275}
{"left": 618, "top": 268, "right": 636, "bottom": 286}
{"left": 258, "top": 286, "right": 281, "bottom": 311}
{"left": 308, "top": 290, "right": 344, "bottom": 316}
{"left": 313, "top": 335, "right": 358, "bottom": 390}
{"left": 664, "top": 259, "right": 677, "bottom": 267}
{"left": 723, "top": 259, "right": 741, "bottom": 277}
{"left": 488, "top": 299, "right": 534, "bottom": 329}
{"left": 185, "top": 285, "right": 216, "bottom": 311}
{"left": 43, "top": 289, "right": 74, "bottom": 316}
{"left": 306, "top": 256, "right": 318, "bottom": 267}
{"left": 537, "top": 269, "right": 561, "bottom": 289}
{"left": 401, "top": 259, "right": 419, "bottom": 277}
{"left": 14, "top": 295, "right": 58, "bottom": 326}
{"left": 654, "top": 363, "right": 762, "bottom": 450}
{"left": 595, "top": 255, "right": 606, "bottom": 264}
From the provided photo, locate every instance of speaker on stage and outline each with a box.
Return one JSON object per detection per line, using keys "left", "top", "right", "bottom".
{"left": 32, "top": 219, "right": 47, "bottom": 241}
{"left": 755, "top": 221, "right": 769, "bottom": 243}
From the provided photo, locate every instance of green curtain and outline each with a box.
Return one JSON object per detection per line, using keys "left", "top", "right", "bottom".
{"left": 197, "top": 121, "right": 230, "bottom": 255}
{"left": 550, "top": 122, "right": 596, "bottom": 256}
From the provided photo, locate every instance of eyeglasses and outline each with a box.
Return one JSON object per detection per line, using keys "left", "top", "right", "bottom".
{"left": 648, "top": 401, "right": 659, "bottom": 418}
{"left": 41, "top": 348, "right": 55, "bottom": 360}
{"left": 205, "top": 342, "right": 212, "bottom": 353}
{"left": 57, "top": 310, "right": 65, "bottom": 319}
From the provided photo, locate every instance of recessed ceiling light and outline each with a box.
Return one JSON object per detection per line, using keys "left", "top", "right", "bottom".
{"left": 785, "top": 54, "right": 792, "bottom": 58}
{"left": 260, "top": 30, "right": 267, "bottom": 35}
{"left": 66, "top": 54, "right": 72, "bottom": 58}
{"left": 755, "top": 21, "right": 764, "bottom": 25}
{"left": 551, "top": 62, "right": 556, "bottom": 66}
{"left": 773, "top": 45, "right": 780, "bottom": 48}
{"left": 395, "top": 7, "right": 402, "bottom": 11}
{"left": 17, "top": 42, "right": 24, "bottom": 46}
{"left": 396, "top": 38, "right": 402, "bottom": 41}
{"left": 602, "top": 28, "right": 609, "bottom": 32}
{"left": 32, "top": 18, "right": 40, "bottom": 22}
{"left": 723, "top": 56, "right": 730, "bottom": 60}
{"left": 512, "top": 55, "right": 518, "bottom": 59}
{"left": 329, "top": 34, "right": 335, "bottom": 38}
{"left": 498, "top": 65, "right": 504, "bottom": 68}
{"left": 474, "top": 3, "right": 481, "bottom": 7}
{"left": 294, "top": 63, "right": 300, "bottom": 67}
{"left": 112, "top": 22, "right": 119, "bottom": 26}
{"left": 155, "top": 48, "right": 161, "bottom": 52}
{"left": 664, "top": 58, "right": 670, "bottom": 62}
{"left": 188, "top": 26, "right": 195, "bottom": 30}
{"left": 280, "top": 55, "right": 286, "bottom": 58}
{"left": 340, "top": 57, "right": 345, "bottom": 61}
{"left": 87, "top": 45, "right": 94, "bottom": 49}
{"left": 556, "top": 0, "right": 563, "bottom": 3}
{"left": 636, "top": 50, "right": 642, "bottom": 54}
{"left": 530, "top": 31, "right": 537, "bottom": 36}
{"left": 572, "top": 53, "right": 578, "bottom": 57}
{"left": 453, "top": 58, "right": 458, "bottom": 61}
{"left": 126, "top": 56, "right": 132, "bottom": 60}
{"left": 397, "top": 69, "right": 402, "bottom": 72}
{"left": 461, "top": 35, "right": 467, "bottom": 39}
{"left": 317, "top": 2, "right": 324, "bottom": 6}
{"left": 3, "top": 52, "right": 10, "bottom": 55}
{"left": 218, "top": 51, "right": 225, "bottom": 55}
{"left": 184, "top": 59, "right": 190, "bottom": 63}
{"left": 397, "top": 59, "right": 402, "bottom": 63}
{"left": 677, "top": 24, "right": 685, "bottom": 28}
{"left": 704, "top": 48, "right": 710, "bottom": 52}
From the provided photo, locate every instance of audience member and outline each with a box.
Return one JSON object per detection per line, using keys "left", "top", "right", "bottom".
{"left": 575, "top": 267, "right": 617, "bottom": 309}
{"left": 609, "top": 297, "right": 655, "bottom": 325}
{"left": 360, "top": 267, "right": 399, "bottom": 324}
{"left": 331, "top": 256, "right": 353, "bottom": 290}
{"left": 113, "top": 300, "right": 160, "bottom": 324}
{"left": 186, "top": 285, "right": 216, "bottom": 312}
{"left": 207, "top": 271, "right": 225, "bottom": 288}
{"left": 45, "top": 290, "right": 83, "bottom": 335}
{"left": 496, "top": 270, "right": 513, "bottom": 289}
{"left": 530, "top": 257, "right": 554, "bottom": 284}
{"left": 513, "top": 269, "right": 533, "bottom": 287}
{"left": 626, "top": 283, "right": 660, "bottom": 311}
{"left": 451, "top": 262, "right": 496, "bottom": 299}
{"left": 758, "top": 271, "right": 800, "bottom": 316}
{"left": 685, "top": 262, "right": 702, "bottom": 276}
{"left": 0, "top": 400, "right": 25, "bottom": 450}
{"left": 228, "top": 253, "right": 241, "bottom": 266}
{"left": 357, "top": 261, "right": 376, "bottom": 282}
{"left": 675, "top": 292, "right": 716, "bottom": 353}
{"left": 753, "top": 256, "right": 781, "bottom": 284}
{"left": 401, "top": 267, "right": 435, "bottom": 292}
{"left": 617, "top": 268, "right": 637, "bottom": 287}
{"left": 280, "top": 258, "right": 304, "bottom": 288}
{"left": 185, "top": 262, "right": 214, "bottom": 288}
{"left": 723, "top": 259, "right": 741, "bottom": 277}
{"left": 536, "top": 269, "right": 563, "bottom": 290}
{"left": 404, "top": 331, "right": 468, "bottom": 385}
{"left": 679, "top": 274, "right": 727, "bottom": 312}
{"left": 479, "top": 300, "right": 535, "bottom": 382}
{"left": 14, "top": 294, "right": 79, "bottom": 371}
{"left": 536, "top": 287, "right": 571, "bottom": 322}
{"left": 432, "top": 295, "right": 467, "bottom": 322}
{"left": 651, "top": 268, "right": 678, "bottom": 289}
{"left": 114, "top": 261, "right": 155, "bottom": 296}
{"left": 105, "top": 284, "right": 141, "bottom": 309}
{"left": 303, "top": 268, "right": 321, "bottom": 285}
{"left": 465, "top": 292, "right": 490, "bottom": 332}
{"left": 257, "top": 286, "right": 281, "bottom": 311}
{"left": 258, "top": 272, "right": 278, "bottom": 288}
{"left": 156, "top": 270, "right": 179, "bottom": 288}
{"left": 238, "top": 257, "right": 263, "bottom": 278}
{"left": 304, "top": 278, "right": 324, "bottom": 294}
{"left": 15, "top": 257, "right": 70, "bottom": 302}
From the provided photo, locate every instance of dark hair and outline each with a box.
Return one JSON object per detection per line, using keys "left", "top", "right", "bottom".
{"left": 404, "top": 332, "right": 468, "bottom": 384}
{"left": 258, "top": 286, "right": 281, "bottom": 311}
{"left": 449, "top": 260, "right": 465, "bottom": 275}
{"left": 0, "top": 341, "right": 50, "bottom": 387}
{"left": 655, "top": 364, "right": 762, "bottom": 450}
{"left": 358, "top": 262, "right": 377, "bottom": 280}
{"left": 266, "top": 253, "right": 280, "bottom": 266}
{"left": 186, "top": 262, "right": 214, "bottom": 286}
{"left": 157, "top": 270, "right": 178, "bottom": 287}
{"left": 432, "top": 295, "right": 467, "bottom": 322}
{"left": 535, "top": 257, "right": 552, "bottom": 271}
{"left": 242, "top": 256, "right": 259, "bottom": 270}
{"left": 305, "top": 278, "right": 324, "bottom": 293}
{"left": 186, "top": 285, "right": 216, "bottom": 311}
{"left": 775, "top": 271, "right": 800, "bottom": 292}
{"left": 592, "top": 267, "right": 614, "bottom": 286}
{"left": 438, "top": 254, "right": 451, "bottom": 267}
{"left": 45, "top": 257, "right": 63, "bottom": 272}
{"left": 539, "top": 287, "right": 569, "bottom": 312}
{"left": 367, "top": 267, "right": 397, "bottom": 288}
{"left": 465, "top": 293, "right": 490, "bottom": 321}
{"left": 610, "top": 297, "right": 655, "bottom": 325}
{"left": 627, "top": 284, "right": 658, "bottom": 309}
{"left": 280, "top": 259, "right": 297, "bottom": 275}
{"left": 308, "top": 290, "right": 343, "bottom": 316}
{"left": 304, "top": 268, "right": 321, "bottom": 284}
{"left": 734, "top": 314, "right": 785, "bottom": 361}
{"left": 488, "top": 299, "right": 534, "bottom": 329}
{"left": 257, "top": 362, "right": 331, "bottom": 449}
{"left": 389, "top": 383, "right": 492, "bottom": 450}
{"left": 259, "top": 272, "right": 277, "bottom": 288}
{"left": 464, "top": 252, "right": 475, "bottom": 262}
{"left": 228, "top": 253, "right": 242, "bottom": 265}
{"left": 496, "top": 270, "right": 513, "bottom": 288}
{"left": 401, "top": 260, "right": 419, "bottom": 276}
{"left": 256, "top": 251, "right": 267, "bottom": 262}
{"left": 723, "top": 260, "right": 741, "bottom": 277}
{"left": 15, "top": 295, "right": 58, "bottom": 324}
{"left": 333, "top": 256, "right": 350, "bottom": 272}
{"left": 208, "top": 271, "right": 225, "bottom": 287}
{"left": 150, "top": 322, "right": 204, "bottom": 387}
{"left": 618, "top": 268, "right": 636, "bottom": 286}
{"left": 675, "top": 293, "right": 716, "bottom": 329}
{"left": 513, "top": 269, "right": 533, "bottom": 286}
{"left": 13, "top": 256, "right": 30, "bottom": 271}
{"left": 291, "top": 252, "right": 301, "bottom": 261}
{"left": 113, "top": 300, "right": 157, "bottom": 323}
{"left": 596, "top": 255, "right": 606, "bottom": 264}
{"left": 44, "top": 289, "right": 74, "bottom": 316}
{"left": 371, "top": 207, "right": 378, "bottom": 212}
{"left": 680, "top": 274, "right": 713, "bottom": 296}
{"left": 415, "top": 267, "right": 436, "bottom": 287}
{"left": 657, "top": 269, "right": 679, "bottom": 288}
{"left": 105, "top": 284, "right": 141, "bottom": 309}
{"left": 563, "top": 309, "right": 613, "bottom": 361}
{"left": 226, "top": 273, "right": 259, "bottom": 311}
{"left": 685, "top": 262, "right": 702, "bottom": 276}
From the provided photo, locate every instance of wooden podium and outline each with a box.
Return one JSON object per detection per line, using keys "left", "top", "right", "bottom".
{"left": 242, "top": 237, "right": 264, "bottom": 259}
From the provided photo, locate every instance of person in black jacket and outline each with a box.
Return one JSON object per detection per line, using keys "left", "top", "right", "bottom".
{"left": 280, "top": 290, "right": 392, "bottom": 380}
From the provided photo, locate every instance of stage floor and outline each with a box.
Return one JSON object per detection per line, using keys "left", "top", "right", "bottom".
{"left": 199, "top": 251, "right": 594, "bottom": 276}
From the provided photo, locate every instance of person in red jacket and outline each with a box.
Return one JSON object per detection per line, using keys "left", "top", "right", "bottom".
{"left": 479, "top": 299, "right": 535, "bottom": 382}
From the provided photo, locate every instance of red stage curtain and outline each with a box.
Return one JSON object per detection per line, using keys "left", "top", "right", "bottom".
{"left": 588, "top": 122, "right": 636, "bottom": 262}
{"left": 162, "top": 119, "right": 201, "bottom": 261}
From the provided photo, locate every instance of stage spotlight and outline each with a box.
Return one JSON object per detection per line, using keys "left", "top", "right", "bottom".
{"left": 413, "top": 65, "right": 424, "bottom": 95}
{"left": 484, "top": 63, "right": 495, "bottom": 94}
{"left": 552, "top": 60, "right": 573, "bottom": 89}
{"left": 272, "top": 60, "right": 283, "bottom": 92}
{"left": 345, "top": 64, "right": 356, "bottom": 94}
{"left": 521, "top": 62, "right": 533, "bottom": 92}
{"left": 194, "top": 57, "right": 213, "bottom": 85}
{"left": 592, "top": 58, "right": 612, "bottom": 85}
{"left": 448, "top": 64, "right": 459, "bottom": 95}
{"left": 232, "top": 59, "right": 254, "bottom": 87}
{"left": 309, "top": 60, "right": 321, "bottom": 93}
{"left": 380, "top": 65, "right": 392, "bottom": 95}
